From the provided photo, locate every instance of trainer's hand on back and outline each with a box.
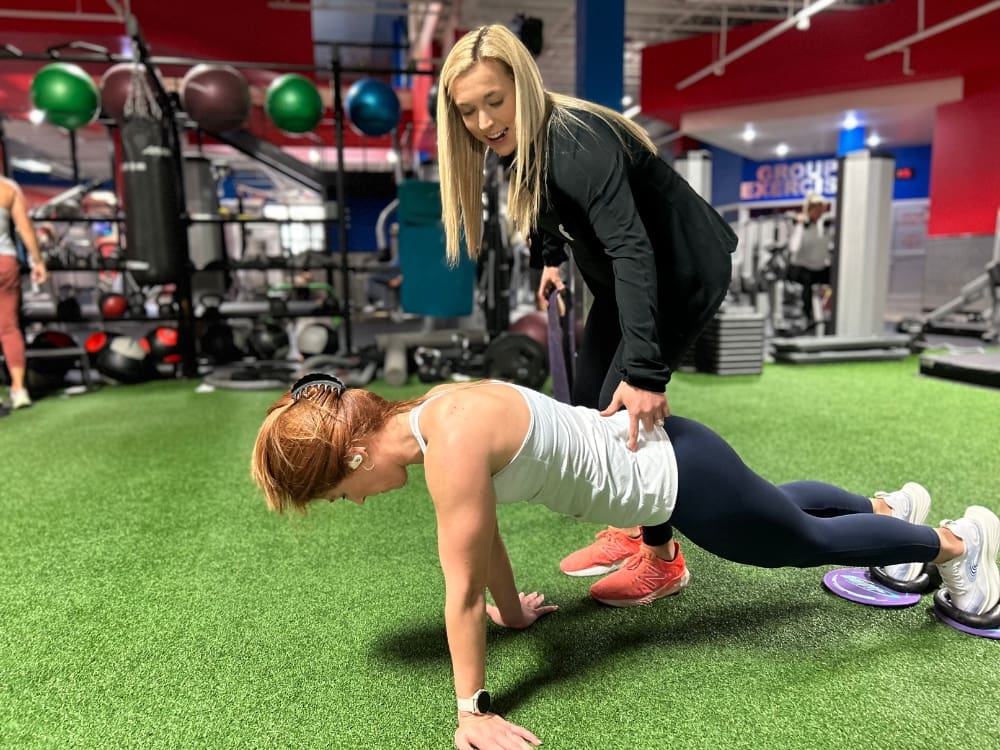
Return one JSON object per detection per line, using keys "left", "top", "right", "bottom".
{"left": 600, "top": 382, "right": 670, "bottom": 452}
{"left": 485, "top": 592, "right": 558, "bottom": 629}
{"left": 455, "top": 713, "right": 542, "bottom": 750}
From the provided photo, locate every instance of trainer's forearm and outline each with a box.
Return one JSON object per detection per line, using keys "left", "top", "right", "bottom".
{"left": 444, "top": 594, "right": 487, "bottom": 699}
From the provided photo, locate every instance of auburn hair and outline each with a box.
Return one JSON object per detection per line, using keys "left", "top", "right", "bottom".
{"left": 251, "top": 385, "right": 423, "bottom": 514}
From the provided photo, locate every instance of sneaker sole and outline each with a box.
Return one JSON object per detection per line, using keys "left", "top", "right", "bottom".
{"left": 883, "top": 482, "right": 932, "bottom": 581}
{"left": 593, "top": 569, "right": 691, "bottom": 608}
{"left": 561, "top": 559, "right": 627, "bottom": 578}
{"left": 965, "top": 505, "right": 1000, "bottom": 614}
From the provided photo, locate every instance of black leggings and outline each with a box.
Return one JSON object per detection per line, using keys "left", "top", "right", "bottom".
{"left": 645, "top": 416, "right": 941, "bottom": 568}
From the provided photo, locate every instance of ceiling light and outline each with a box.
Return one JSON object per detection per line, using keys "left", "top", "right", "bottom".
{"left": 842, "top": 112, "right": 859, "bottom": 130}
{"left": 741, "top": 125, "right": 757, "bottom": 143}
{"left": 775, "top": 143, "right": 790, "bottom": 157}
{"left": 866, "top": 133, "right": 881, "bottom": 148}
{"left": 28, "top": 108, "right": 45, "bottom": 125}
{"left": 621, "top": 95, "right": 634, "bottom": 108}
{"left": 11, "top": 157, "right": 52, "bottom": 173}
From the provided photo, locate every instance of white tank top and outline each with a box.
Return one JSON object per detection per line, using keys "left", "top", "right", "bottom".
{"left": 0, "top": 208, "right": 17, "bottom": 257}
{"left": 408, "top": 382, "right": 678, "bottom": 527}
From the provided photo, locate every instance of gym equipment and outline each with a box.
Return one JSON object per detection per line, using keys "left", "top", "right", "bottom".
{"left": 868, "top": 563, "right": 939, "bottom": 595}
{"left": 248, "top": 319, "right": 290, "bottom": 361}
{"left": 30, "top": 62, "right": 100, "bottom": 130}
{"left": 482, "top": 333, "right": 548, "bottom": 391}
{"left": 345, "top": 78, "right": 400, "bottom": 137}
{"left": 396, "top": 180, "right": 477, "bottom": 318}
{"left": 932, "top": 589, "right": 1000, "bottom": 640}
{"left": 413, "top": 336, "right": 486, "bottom": 383}
{"left": 376, "top": 330, "right": 490, "bottom": 387}
{"left": 198, "top": 294, "right": 244, "bottom": 364}
{"left": 821, "top": 568, "right": 922, "bottom": 608}
{"left": 95, "top": 335, "right": 154, "bottom": 384}
{"left": 297, "top": 353, "right": 378, "bottom": 388}
{"left": 24, "top": 330, "right": 78, "bottom": 394}
{"left": 265, "top": 74, "right": 324, "bottom": 133}
{"left": 919, "top": 348, "right": 1000, "bottom": 390}
{"left": 120, "top": 78, "right": 186, "bottom": 286}
{"left": 691, "top": 311, "right": 766, "bottom": 375}
{"left": 510, "top": 312, "right": 548, "bottom": 350}
{"left": 772, "top": 334, "right": 912, "bottom": 364}
{"left": 99, "top": 62, "right": 154, "bottom": 121}
{"left": 99, "top": 292, "right": 129, "bottom": 319}
{"left": 183, "top": 155, "right": 225, "bottom": 271}
{"left": 546, "top": 289, "right": 575, "bottom": 403}
{"left": 776, "top": 151, "right": 908, "bottom": 363}
{"left": 179, "top": 64, "right": 251, "bottom": 132}
{"left": 297, "top": 322, "right": 340, "bottom": 357}
{"left": 141, "top": 326, "right": 181, "bottom": 365}
{"left": 204, "top": 360, "right": 298, "bottom": 391}
{"left": 427, "top": 80, "right": 439, "bottom": 123}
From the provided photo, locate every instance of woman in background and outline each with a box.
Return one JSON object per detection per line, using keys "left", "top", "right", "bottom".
{"left": 0, "top": 176, "right": 48, "bottom": 411}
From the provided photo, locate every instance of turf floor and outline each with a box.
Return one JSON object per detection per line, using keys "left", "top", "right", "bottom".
{"left": 1, "top": 356, "right": 998, "bottom": 749}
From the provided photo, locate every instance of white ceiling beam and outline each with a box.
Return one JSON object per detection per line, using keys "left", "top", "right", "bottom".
{"left": 675, "top": 0, "right": 837, "bottom": 90}
{"left": 865, "top": 1, "right": 1000, "bottom": 61}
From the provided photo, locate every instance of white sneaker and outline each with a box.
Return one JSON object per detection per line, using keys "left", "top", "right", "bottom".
{"left": 10, "top": 389, "right": 32, "bottom": 409}
{"left": 876, "top": 482, "right": 932, "bottom": 581}
{"left": 937, "top": 506, "right": 1000, "bottom": 616}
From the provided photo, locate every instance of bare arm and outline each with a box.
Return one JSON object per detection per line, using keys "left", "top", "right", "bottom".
{"left": 424, "top": 417, "right": 497, "bottom": 700}
{"left": 9, "top": 185, "right": 47, "bottom": 284}
{"left": 486, "top": 525, "right": 521, "bottom": 621}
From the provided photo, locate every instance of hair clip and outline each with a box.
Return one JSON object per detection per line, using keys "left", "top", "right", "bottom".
{"left": 347, "top": 454, "right": 364, "bottom": 471}
{"left": 291, "top": 373, "right": 346, "bottom": 402}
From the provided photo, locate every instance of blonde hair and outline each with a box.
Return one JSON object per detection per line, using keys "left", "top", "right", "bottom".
{"left": 437, "top": 24, "right": 657, "bottom": 264}
{"left": 250, "top": 385, "right": 423, "bottom": 514}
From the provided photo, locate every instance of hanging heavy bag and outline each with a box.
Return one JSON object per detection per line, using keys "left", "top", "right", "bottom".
{"left": 120, "top": 64, "right": 185, "bottom": 285}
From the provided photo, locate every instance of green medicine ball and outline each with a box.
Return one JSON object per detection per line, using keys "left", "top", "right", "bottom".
{"left": 30, "top": 62, "right": 101, "bottom": 130}
{"left": 265, "top": 74, "right": 324, "bottom": 134}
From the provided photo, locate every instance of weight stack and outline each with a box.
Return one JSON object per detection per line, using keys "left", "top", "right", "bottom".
{"left": 693, "top": 311, "right": 766, "bottom": 375}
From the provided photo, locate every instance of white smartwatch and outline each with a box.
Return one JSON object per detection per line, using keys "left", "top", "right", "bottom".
{"left": 457, "top": 689, "right": 491, "bottom": 715}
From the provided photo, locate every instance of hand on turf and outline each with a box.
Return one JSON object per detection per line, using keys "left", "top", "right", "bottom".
{"left": 599, "top": 382, "right": 670, "bottom": 452}
{"left": 455, "top": 712, "right": 542, "bottom": 750}
{"left": 485, "top": 591, "right": 558, "bottom": 629}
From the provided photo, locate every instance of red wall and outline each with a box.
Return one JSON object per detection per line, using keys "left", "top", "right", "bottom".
{"left": 927, "top": 88, "right": 1000, "bottom": 236}
{"left": 640, "top": 0, "right": 1000, "bottom": 237}
{"left": 640, "top": 0, "right": 999, "bottom": 125}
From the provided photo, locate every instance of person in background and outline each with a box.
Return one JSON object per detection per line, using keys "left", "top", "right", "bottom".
{"left": 0, "top": 176, "right": 48, "bottom": 411}
{"left": 434, "top": 24, "right": 738, "bottom": 604}
{"left": 787, "top": 192, "right": 833, "bottom": 332}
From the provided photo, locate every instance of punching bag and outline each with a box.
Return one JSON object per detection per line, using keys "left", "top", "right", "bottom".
{"left": 120, "top": 116, "right": 185, "bottom": 285}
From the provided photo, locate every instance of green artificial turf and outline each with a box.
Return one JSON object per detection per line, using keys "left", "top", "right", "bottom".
{"left": 1, "top": 357, "right": 998, "bottom": 749}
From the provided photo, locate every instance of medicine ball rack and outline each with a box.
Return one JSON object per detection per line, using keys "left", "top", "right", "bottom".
{"left": 5, "top": 11, "right": 437, "bottom": 378}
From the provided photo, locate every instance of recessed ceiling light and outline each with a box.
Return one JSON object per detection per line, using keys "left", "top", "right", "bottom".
{"left": 866, "top": 133, "right": 881, "bottom": 148}
{"left": 28, "top": 109, "right": 45, "bottom": 125}
{"left": 842, "top": 112, "right": 860, "bottom": 130}
{"left": 741, "top": 125, "right": 757, "bottom": 143}
{"left": 775, "top": 143, "right": 790, "bottom": 157}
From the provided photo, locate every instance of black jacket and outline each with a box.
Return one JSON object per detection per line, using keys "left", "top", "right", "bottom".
{"left": 530, "top": 109, "right": 737, "bottom": 391}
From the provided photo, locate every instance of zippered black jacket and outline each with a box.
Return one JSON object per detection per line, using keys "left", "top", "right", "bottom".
{"left": 530, "top": 108, "right": 737, "bottom": 391}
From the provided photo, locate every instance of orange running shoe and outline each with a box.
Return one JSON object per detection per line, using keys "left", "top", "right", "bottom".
{"left": 559, "top": 527, "right": 643, "bottom": 577}
{"left": 589, "top": 544, "right": 690, "bottom": 607}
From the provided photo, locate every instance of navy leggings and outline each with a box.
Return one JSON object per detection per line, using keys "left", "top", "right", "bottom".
{"left": 644, "top": 416, "right": 941, "bottom": 569}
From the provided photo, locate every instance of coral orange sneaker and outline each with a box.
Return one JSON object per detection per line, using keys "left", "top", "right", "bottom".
{"left": 559, "top": 527, "right": 643, "bottom": 577}
{"left": 589, "top": 544, "right": 691, "bottom": 607}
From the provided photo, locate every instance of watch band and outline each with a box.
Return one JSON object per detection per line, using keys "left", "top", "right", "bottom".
{"left": 457, "top": 688, "right": 490, "bottom": 714}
